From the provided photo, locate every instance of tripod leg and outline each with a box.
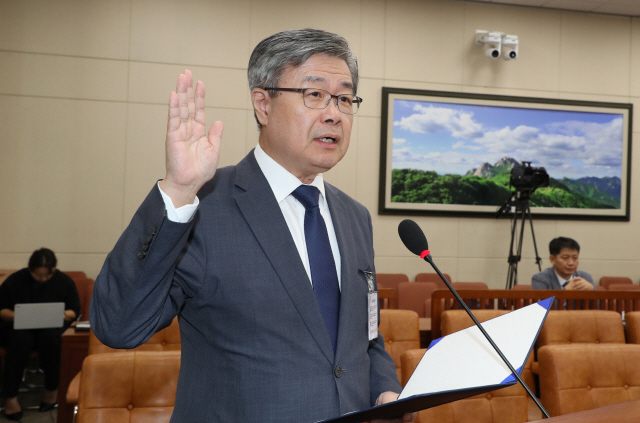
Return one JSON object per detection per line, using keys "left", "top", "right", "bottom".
{"left": 526, "top": 205, "right": 543, "bottom": 272}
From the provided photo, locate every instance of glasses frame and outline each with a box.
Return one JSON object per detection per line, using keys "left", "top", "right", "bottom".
{"left": 263, "top": 87, "right": 363, "bottom": 115}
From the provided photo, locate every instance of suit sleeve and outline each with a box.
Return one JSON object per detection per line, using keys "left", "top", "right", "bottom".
{"left": 365, "top": 211, "right": 403, "bottom": 403}
{"left": 531, "top": 271, "right": 551, "bottom": 290}
{"left": 90, "top": 184, "right": 202, "bottom": 349}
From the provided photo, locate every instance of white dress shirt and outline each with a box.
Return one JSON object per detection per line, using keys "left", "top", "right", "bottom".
{"left": 158, "top": 143, "right": 342, "bottom": 287}
{"left": 555, "top": 270, "right": 574, "bottom": 289}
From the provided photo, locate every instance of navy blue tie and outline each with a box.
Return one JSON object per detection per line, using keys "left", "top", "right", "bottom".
{"left": 292, "top": 185, "right": 340, "bottom": 352}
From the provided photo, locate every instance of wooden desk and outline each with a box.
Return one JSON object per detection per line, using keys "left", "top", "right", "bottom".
{"left": 530, "top": 399, "right": 640, "bottom": 422}
{"left": 57, "top": 328, "right": 89, "bottom": 423}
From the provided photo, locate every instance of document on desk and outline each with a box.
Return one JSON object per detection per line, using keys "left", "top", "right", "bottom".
{"left": 321, "top": 297, "right": 554, "bottom": 423}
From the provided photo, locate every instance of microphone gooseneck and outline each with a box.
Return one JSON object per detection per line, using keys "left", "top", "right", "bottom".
{"left": 398, "top": 219, "right": 550, "bottom": 419}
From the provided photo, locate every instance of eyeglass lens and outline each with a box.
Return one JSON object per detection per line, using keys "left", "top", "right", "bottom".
{"left": 303, "top": 89, "right": 359, "bottom": 114}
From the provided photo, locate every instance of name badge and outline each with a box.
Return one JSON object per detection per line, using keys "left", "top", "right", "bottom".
{"left": 363, "top": 271, "right": 378, "bottom": 340}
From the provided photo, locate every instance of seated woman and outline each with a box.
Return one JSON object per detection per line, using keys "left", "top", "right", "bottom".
{"left": 0, "top": 248, "right": 80, "bottom": 421}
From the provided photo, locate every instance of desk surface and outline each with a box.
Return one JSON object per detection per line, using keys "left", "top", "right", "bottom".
{"left": 530, "top": 399, "right": 640, "bottom": 422}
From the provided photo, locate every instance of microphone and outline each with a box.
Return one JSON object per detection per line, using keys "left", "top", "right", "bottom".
{"left": 398, "top": 219, "right": 550, "bottom": 419}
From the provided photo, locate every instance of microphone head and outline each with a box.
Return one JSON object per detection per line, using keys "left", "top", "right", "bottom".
{"left": 398, "top": 219, "right": 429, "bottom": 257}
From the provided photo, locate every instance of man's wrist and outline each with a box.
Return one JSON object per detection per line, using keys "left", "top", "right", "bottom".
{"left": 158, "top": 181, "right": 199, "bottom": 223}
{"left": 158, "top": 179, "right": 200, "bottom": 208}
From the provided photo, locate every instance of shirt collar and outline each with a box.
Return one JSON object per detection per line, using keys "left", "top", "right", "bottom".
{"left": 555, "top": 269, "right": 573, "bottom": 285}
{"left": 253, "top": 143, "right": 326, "bottom": 203}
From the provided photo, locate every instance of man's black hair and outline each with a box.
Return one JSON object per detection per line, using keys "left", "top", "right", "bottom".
{"left": 549, "top": 237, "right": 580, "bottom": 256}
{"left": 28, "top": 247, "right": 57, "bottom": 272}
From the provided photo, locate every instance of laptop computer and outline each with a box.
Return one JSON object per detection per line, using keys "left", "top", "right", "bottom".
{"left": 14, "top": 302, "right": 65, "bottom": 330}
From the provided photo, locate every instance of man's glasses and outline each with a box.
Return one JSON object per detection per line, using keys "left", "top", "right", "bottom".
{"left": 263, "top": 87, "right": 363, "bottom": 115}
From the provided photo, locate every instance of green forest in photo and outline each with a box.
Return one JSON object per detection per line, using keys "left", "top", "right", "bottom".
{"left": 391, "top": 159, "right": 621, "bottom": 209}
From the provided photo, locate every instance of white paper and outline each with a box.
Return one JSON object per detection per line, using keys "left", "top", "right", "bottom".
{"left": 399, "top": 300, "right": 549, "bottom": 399}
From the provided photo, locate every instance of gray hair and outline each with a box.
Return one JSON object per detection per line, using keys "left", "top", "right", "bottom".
{"left": 248, "top": 28, "right": 359, "bottom": 129}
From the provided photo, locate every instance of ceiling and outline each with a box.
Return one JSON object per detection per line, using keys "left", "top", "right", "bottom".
{"left": 462, "top": 0, "right": 640, "bottom": 17}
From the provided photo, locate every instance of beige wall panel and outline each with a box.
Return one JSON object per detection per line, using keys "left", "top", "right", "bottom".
{"left": 0, "top": 96, "right": 126, "bottom": 253}
{"left": 123, "top": 104, "right": 249, "bottom": 223}
{"left": 371, "top": 79, "right": 463, "bottom": 120}
{"left": 462, "top": 3, "right": 561, "bottom": 92}
{"left": 632, "top": 19, "right": 640, "bottom": 97}
{"left": 373, "top": 256, "right": 459, "bottom": 283}
{"left": 215, "top": 108, "right": 253, "bottom": 167}
{"left": 548, "top": 220, "right": 638, "bottom": 260}
{"left": 122, "top": 104, "right": 167, "bottom": 225}
{"left": 373, "top": 214, "right": 460, "bottom": 259}
{"left": 456, "top": 258, "right": 508, "bottom": 289}
{"left": 0, "top": 0, "right": 130, "bottom": 59}
{"left": 56, "top": 253, "right": 110, "bottom": 280}
{"left": 354, "top": 116, "right": 382, "bottom": 208}
{"left": 559, "top": 12, "right": 631, "bottom": 96}
{"left": 584, "top": 260, "right": 640, "bottom": 284}
{"left": 458, "top": 217, "right": 557, "bottom": 260}
{"left": 0, "top": 254, "right": 31, "bottom": 272}
{"left": 0, "top": 253, "right": 107, "bottom": 280}
{"left": 249, "top": 0, "right": 362, "bottom": 65}
{"left": 458, "top": 218, "right": 513, "bottom": 259}
{"left": 0, "top": 52, "right": 128, "bottom": 101}
{"left": 358, "top": 78, "right": 384, "bottom": 119}
{"left": 128, "top": 62, "right": 251, "bottom": 109}
{"left": 129, "top": 0, "right": 251, "bottom": 68}
{"left": 360, "top": 0, "right": 386, "bottom": 80}
{"left": 385, "top": 0, "right": 465, "bottom": 84}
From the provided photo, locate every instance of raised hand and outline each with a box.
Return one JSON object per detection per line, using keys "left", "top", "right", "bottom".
{"left": 159, "top": 70, "right": 223, "bottom": 208}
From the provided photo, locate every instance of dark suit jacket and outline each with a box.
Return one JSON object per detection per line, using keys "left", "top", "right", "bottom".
{"left": 90, "top": 151, "right": 400, "bottom": 422}
{"left": 531, "top": 267, "right": 594, "bottom": 290}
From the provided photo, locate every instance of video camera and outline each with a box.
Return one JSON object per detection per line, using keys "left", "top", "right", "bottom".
{"left": 510, "top": 161, "right": 549, "bottom": 191}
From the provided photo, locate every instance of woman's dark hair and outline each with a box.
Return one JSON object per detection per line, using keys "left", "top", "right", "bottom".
{"left": 28, "top": 248, "right": 57, "bottom": 272}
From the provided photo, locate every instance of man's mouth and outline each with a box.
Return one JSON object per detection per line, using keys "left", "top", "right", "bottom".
{"left": 317, "top": 137, "right": 337, "bottom": 143}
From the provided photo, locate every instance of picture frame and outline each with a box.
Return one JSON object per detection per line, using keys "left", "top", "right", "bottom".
{"left": 379, "top": 88, "right": 632, "bottom": 221}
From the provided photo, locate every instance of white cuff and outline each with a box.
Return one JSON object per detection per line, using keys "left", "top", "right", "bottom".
{"left": 157, "top": 181, "right": 199, "bottom": 223}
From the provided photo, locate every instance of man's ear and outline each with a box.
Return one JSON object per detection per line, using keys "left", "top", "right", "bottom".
{"left": 549, "top": 255, "right": 556, "bottom": 265}
{"left": 252, "top": 88, "right": 271, "bottom": 127}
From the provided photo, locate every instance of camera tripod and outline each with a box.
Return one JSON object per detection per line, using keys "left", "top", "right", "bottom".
{"left": 496, "top": 189, "right": 543, "bottom": 290}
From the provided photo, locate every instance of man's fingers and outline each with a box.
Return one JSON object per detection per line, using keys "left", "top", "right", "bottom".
{"left": 208, "top": 121, "right": 224, "bottom": 144}
{"left": 178, "top": 75, "right": 190, "bottom": 123}
{"left": 167, "top": 91, "right": 180, "bottom": 133}
{"left": 194, "top": 81, "right": 206, "bottom": 126}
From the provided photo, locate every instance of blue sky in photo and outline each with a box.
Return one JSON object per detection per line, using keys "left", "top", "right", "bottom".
{"left": 391, "top": 99, "right": 625, "bottom": 180}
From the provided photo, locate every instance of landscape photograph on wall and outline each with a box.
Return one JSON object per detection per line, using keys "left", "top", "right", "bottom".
{"left": 379, "top": 89, "right": 632, "bottom": 220}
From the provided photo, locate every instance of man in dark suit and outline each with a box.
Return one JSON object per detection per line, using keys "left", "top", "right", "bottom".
{"left": 531, "top": 237, "right": 594, "bottom": 290}
{"left": 91, "top": 29, "right": 413, "bottom": 423}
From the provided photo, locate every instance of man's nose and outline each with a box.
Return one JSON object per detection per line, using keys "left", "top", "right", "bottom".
{"left": 321, "top": 99, "right": 342, "bottom": 123}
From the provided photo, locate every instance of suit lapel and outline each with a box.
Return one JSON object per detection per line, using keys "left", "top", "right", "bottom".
{"left": 325, "top": 184, "right": 361, "bottom": 364}
{"left": 233, "top": 152, "right": 335, "bottom": 364}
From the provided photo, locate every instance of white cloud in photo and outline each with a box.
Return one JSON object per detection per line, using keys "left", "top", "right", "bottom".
{"left": 393, "top": 138, "right": 407, "bottom": 145}
{"left": 452, "top": 141, "right": 483, "bottom": 151}
{"left": 393, "top": 104, "right": 483, "bottom": 139}
{"left": 468, "top": 119, "right": 623, "bottom": 176}
{"left": 392, "top": 147, "right": 441, "bottom": 163}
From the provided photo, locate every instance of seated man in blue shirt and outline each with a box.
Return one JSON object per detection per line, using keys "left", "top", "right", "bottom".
{"left": 531, "top": 237, "right": 595, "bottom": 290}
